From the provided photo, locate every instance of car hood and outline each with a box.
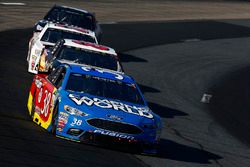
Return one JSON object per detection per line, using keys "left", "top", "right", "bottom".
{"left": 59, "top": 90, "right": 156, "bottom": 125}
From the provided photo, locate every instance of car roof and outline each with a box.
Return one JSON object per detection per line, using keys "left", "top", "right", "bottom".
{"left": 65, "top": 64, "right": 133, "bottom": 83}
{"left": 45, "top": 23, "right": 96, "bottom": 37}
{"left": 53, "top": 5, "right": 92, "bottom": 15}
{"left": 63, "top": 39, "right": 117, "bottom": 56}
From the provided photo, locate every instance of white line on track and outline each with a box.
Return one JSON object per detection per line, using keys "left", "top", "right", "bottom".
{"left": 0, "top": 2, "right": 26, "bottom": 6}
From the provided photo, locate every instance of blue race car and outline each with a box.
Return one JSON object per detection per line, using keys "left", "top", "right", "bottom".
{"left": 27, "top": 63, "right": 161, "bottom": 154}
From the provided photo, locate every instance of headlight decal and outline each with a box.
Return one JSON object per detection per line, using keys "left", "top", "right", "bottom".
{"left": 64, "top": 105, "right": 88, "bottom": 116}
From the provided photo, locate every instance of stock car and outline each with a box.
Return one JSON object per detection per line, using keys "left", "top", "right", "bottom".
{"left": 38, "top": 39, "right": 123, "bottom": 73}
{"left": 27, "top": 64, "right": 162, "bottom": 154}
{"left": 33, "top": 5, "right": 102, "bottom": 41}
{"left": 27, "top": 22, "right": 98, "bottom": 74}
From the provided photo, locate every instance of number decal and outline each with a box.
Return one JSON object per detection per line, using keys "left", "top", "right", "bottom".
{"left": 38, "top": 87, "right": 43, "bottom": 103}
{"left": 41, "top": 90, "right": 51, "bottom": 118}
{"left": 71, "top": 118, "right": 82, "bottom": 126}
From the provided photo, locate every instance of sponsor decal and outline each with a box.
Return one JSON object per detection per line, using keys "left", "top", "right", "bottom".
{"left": 35, "top": 106, "right": 41, "bottom": 115}
{"left": 57, "top": 127, "right": 63, "bottom": 132}
{"left": 81, "top": 66, "right": 123, "bottom": 80}
{"left": 94, "top": 129, "right": 135, "bottom": 140}
{"left": 39, "top": 51, "right": 47, "bottom": 71}
{"left": 31, "top": 55, "right": 37, "bottom": 69}
{"left": 107, "top": 114, "right": 123, "bottom": 121}
{"left": 58, "top": 120, "right": 65, "bottom": 128}
{"left": 35, "top": 79, "right": 42, "bottom": 89}
{"left": 59, "top": 112, "right": 69, "bottom": 117}
{"left": 59, "top": 112, "right": 69, "bottom": 124}
{"left": 58, "top": 112, "right": 69, "bottom": 130}
{"left": 32, "top": 55, "right": 37, "bottom": 59}
{"left": 68, "top": 94, "right": 153, "bottom": 119}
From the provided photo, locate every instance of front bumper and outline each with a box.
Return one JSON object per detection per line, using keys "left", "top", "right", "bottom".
{"left": 56, "top": 130, "right": 159, "bottom": 154}
{"left": 54, "top": 115, "right": 160, "bottom": 153}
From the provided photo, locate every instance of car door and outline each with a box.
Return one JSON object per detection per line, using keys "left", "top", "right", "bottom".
{"left": 34, "top": 66, "right": 66, "bottom": 129}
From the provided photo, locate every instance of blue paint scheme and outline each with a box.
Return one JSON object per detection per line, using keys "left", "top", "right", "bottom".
{"left": 48, "top": 64, "right": 162, "bottom": 151}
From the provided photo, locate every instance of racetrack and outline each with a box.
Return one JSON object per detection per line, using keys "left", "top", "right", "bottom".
{"left": 1, "top": 20, "right": 250, "bottom": 167}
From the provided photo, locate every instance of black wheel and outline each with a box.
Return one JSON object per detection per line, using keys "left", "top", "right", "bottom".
{"left": 51, "top": 103, "right": 58, "bottom": 135}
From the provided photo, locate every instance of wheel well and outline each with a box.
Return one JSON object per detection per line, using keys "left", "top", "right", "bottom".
{"left": 52, "top": 101, "right": 59, "bottom": 117}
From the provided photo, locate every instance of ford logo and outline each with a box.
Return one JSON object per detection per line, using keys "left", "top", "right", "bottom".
{"left": 107, "top": 114, "right": 123, "bottom": 121}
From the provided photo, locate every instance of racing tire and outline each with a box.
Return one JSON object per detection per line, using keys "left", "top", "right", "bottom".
{"left": 51, "top": 103, "right": 58, "bottom": 135}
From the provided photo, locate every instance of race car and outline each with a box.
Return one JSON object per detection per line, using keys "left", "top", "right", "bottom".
{"left": 38, "top": 39, "right": 123, "bottom": 73}
{"left": 27, "top": 22, "right": 98, "bottom": 74}
{"left": 33, "top": 5, "right": 102, "bottom": 42}
{"left": 27, "top": 64, "right": 162, "bottom": 154}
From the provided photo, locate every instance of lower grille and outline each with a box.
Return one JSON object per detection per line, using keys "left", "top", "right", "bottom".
{"left": 87, "top": 118, "right": 142, "bottom": 134}
{"left": 79, "top": 132, "right": 141, "bottom": 153}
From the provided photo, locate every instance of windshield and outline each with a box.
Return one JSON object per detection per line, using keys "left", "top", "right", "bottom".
{"left": 57, "top": 45, "right": 118, "bottom": 71}
{"left": 66, "top": 73, "right": 144, "bottom": 105}
{"left": 41, "top": 28, "right": 96, "bottom": 44}
{"left": 44, "top": 7, "right": 95, "bottom": 30}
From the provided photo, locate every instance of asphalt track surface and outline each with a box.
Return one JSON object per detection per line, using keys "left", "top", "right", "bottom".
{"left": 1, "top": 20, "right": 250, "bottom": 166}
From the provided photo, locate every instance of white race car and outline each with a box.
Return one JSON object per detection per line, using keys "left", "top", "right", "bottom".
{"left": 27, "top": 23, "right": 98, "bottom": 74}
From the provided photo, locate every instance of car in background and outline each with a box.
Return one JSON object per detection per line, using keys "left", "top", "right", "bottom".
{"left": 27, "top": 64, "right": 162, "bottom": 154}
{"left": 39, "top": 39, "right": 123, "bottom": 73}
{"left": 27, "top": 23, "right": 98, "bottom": 74}
{"left": 34, "top": 5, "right": 102, "bottom": 42}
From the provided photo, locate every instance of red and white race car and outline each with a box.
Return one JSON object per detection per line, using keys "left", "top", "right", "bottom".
{"left": 27, "top": 22, "right": 98, "bottom": 74}
{"left": 39, "top": 39, "right": 123, "bottom": 73}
